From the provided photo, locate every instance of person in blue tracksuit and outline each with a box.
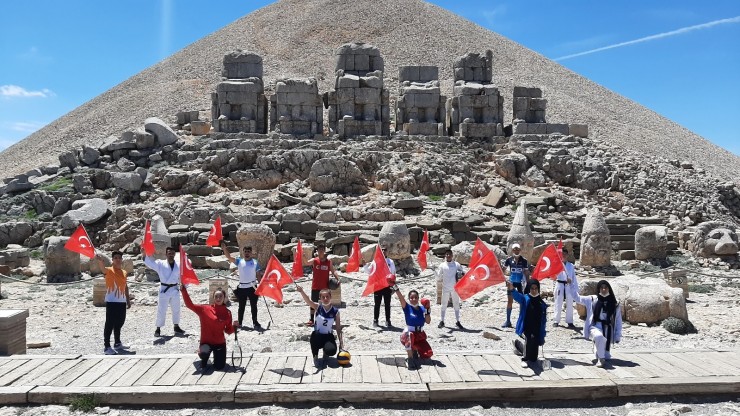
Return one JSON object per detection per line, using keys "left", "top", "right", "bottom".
{"left": 509, "top": 279, "right": 547, "bottom": 368}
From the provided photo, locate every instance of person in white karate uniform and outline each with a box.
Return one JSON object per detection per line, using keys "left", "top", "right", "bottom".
{"left": 436, "top": 249, "right": 464, "bottom": 329}
{"left": 552, "top": 248, "right": 577, "bottom": 328}
{"left": 570, "top": 279, "right": 622, "bottom": 368}
{"left": 144, "top": 247, "right": 185, "bottom": 337}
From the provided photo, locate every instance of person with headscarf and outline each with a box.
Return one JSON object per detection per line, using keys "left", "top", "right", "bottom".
{"left": 569, "top": 279, "right": 622, "bottom": 367}
{"left": 508, "top": 279, "right": 547, "bottom": 367}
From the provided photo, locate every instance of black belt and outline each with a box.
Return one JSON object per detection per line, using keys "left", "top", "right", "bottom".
{"left": 556, "top": 281, "right": 567, "bottom": 284}
{"left": 161, "top": 283, "right": 179, "bottom": 293}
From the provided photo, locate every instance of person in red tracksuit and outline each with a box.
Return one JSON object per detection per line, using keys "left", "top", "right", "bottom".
{"left": 181, "top": 285, "right": 237, "bottom": 371}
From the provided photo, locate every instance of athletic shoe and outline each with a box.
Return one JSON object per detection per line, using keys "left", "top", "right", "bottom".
{"left": 154, "top": 328, "right": 161, "bottom": 337}
{"left": 406, "top": 358, "right": 417, "bottom": 369}
{"left": 456, "top": 321, "right": 464, "bottom": 329}
{"left": 502, "top": 321, "right": 512, "bottom": 328}
{"left": 437, "top": 321, "right": 445, "bottom": 328}
{"left": 253, "top": 322, "right": 263, "bottom": 330}
{"left": 104, "top": 347, "right": 117, "bottom": 355}
{"left": 373, "top": 320, "right": 379, "bottom": 328}
{"left": 552, "top": 322, "right": 559, "bottom": 327}
{"left": 521, "top": 361, "right": 529, "bottom": 368}
{"left": 113, "top": 342, "right": 128, "bottom": 350}
{"left": 567, "top": 323, "right": 576, "bottom": 329}
{"left": 173, "top": 325, "right": 185, "bottom": 335}
{"left": 512, "top": 339, "right": 523, "bottom": 356}
{"left": 596, "top": 358, "right": 605, "bottom": 368}
{"left": 386, "top": 321, "right": 392, "bottom": 328}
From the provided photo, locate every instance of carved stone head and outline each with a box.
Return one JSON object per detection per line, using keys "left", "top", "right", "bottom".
{"left": 580, "top": 209, "right": 611, "bottom": 267}
{"left": 691, "top": 221, "right": 739, "bottom": 258}
{"left": 378, "top": 222, "right": 411, "bottom": 260}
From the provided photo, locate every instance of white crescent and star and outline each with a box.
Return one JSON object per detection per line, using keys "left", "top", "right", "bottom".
{"left": 268, "top": 270, "right": 281, "bottom": 283}
{"left": 475, "top": 264, "right": 491, "bottom": 280}
{"left": 208, "top": 227, "right": 217, "bottom": 237}
{"left": 78, "top": 236, "right": 91, "bottom": 248}
{"left": 368, "top": 262, "right": 376, "bottom": 275}
{"left": 541, "top": 257, "right": 551, "bottom": 272}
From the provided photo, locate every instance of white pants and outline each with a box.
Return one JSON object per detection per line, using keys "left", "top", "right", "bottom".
{"left": 440, "top": 289, "right": 460, "bottom": 322}
{"left": 156, "top": 287, "right": 181, "bottom": 327}
{"left": 590, "top": 322, "right": 612, "bottom": 360}
{"left": 553, "top": 281, "right": 574, "bottom": 324}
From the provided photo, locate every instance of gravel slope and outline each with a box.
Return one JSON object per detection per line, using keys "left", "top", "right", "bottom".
{"left": 1, "top": 0, "right": 738, "bottom": 180}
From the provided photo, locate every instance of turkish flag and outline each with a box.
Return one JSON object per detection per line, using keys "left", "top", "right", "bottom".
{"left": 454, "top": 249, "right": 505, "bottom": 300}
{"left": 141, "top": 220, "right": 155, "bottom": 257}
{"left": 417, "top": 229, "right": 430, "bottom": 271}
{"left": 65, "top": 224, "right": 96, "bottom": 258}
{"left": 470, "top": 237, "right": 492, "bottom": 266}
{"left": 291, "top": 239, "right": 304, "bottom": 279}
{"left": 179, "top": 245, "right": 200, "bottom": 285}
{"left": 256, "top": 254, "right": 294, "bottom": 304}
{"left": 361, "top": 245, "right": 392, "bottom": 297}
{"left": 346, "top": 236, "right": 361, "bottom": 273}
{"left": 531, "top": 243, "right": 565, "bottom": 281}
{"left": 205, "top": 217, "right": 223, "bottom": 247}
{"left": 556, "top": 238, "right": 564, "bottom": 261}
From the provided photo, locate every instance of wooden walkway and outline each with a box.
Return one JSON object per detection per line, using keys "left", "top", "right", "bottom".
{"left": 0, "top": 349, "right": 738, "bottom": 405}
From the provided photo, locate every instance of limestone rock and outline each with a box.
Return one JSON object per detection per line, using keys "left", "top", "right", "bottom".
{"left": 0, "top": 222, "right": 35, "bottom": 246}
{"left": 111, "top": 172, "right": 144, "bottom": 192}
{"left": 507, "top": 200, "right": 534, "bottom": 260}
{"left": 580, "top": 209, "right": 611, "bottom": 267}
{"left": 52, "top": 197, "right": 71, "bottom": 217}
{"left": 690, "top": 221, "right": 739, "bottom": 258}
{"left": 634, "top": 226, "right": 668, "bottom": 260}
{"left": 378, "top": 222, "right": 411, "bottom": 260}
{"left": 236, "top": 223, "right": 276, "bottom": 270}
{"left": 451, "top": 240, "right": 506, "bottom": 265}
{"left": 482, "top": 186, "right": 505, "bottom": 207}
{"left": 79, "top": 145, "right": 100, "bottom": 165}
{"left": 58, "top": 151, "right": 78, "bottom": 170}
{"left": 60, "top": 198, "right": 109, "bottom": 229}
{"left": 308, "top": 157, "right": 367, "bottom": 194}
{"left": 145, "top": 117, "right": 179, "bottom": 146}
{"left": 44, "top": 236, "right": 81, "bottom": 283}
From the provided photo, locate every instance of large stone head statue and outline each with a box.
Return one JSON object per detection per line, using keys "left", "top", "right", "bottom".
{"left": 507, "top": 200, "right": 534, "bottom": 260}
{"left": 580, "top": 209, "right": 611, "bottom": 267}
{"left": 691, "top": 221, "right": 739, "bottom": 258}
{"left": 378, "top": 222, "right": 411, "bottom": 260}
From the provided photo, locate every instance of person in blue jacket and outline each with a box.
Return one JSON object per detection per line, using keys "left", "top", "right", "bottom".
{"left": 508, "top": 279, "right": 548, "bottom": 368}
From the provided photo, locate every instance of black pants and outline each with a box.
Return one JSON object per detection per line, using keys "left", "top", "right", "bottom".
{"left": 309, "top": 289, "right": 321, "bottom": 321}
{"left": 524, "top": 332, "right": 540, "bottom": 361}
{"left": 104, "top": 302, "right": 127, "bottom": 348}
{"left": 310, "top": 331, "right": 337, "bottom": 357}
{"left": 199, "top": 343, "right": 227, "bottom": 370}
{"left": 234, "top": 287, "right": 258, "bottom": 326}
{"left": 373, "top": 287, "right": 392, "bottom": 322}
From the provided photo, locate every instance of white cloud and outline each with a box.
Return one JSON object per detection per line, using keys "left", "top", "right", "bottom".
{"left": 0, "top": 85, "right": 55, "bottom": 98}
{"left": 555, "top": 16, "right": 740, "bottom": 61}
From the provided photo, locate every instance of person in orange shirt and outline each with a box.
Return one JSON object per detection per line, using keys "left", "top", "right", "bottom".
{"left": 95, "top": 250, "right": 131, "bottom": 355}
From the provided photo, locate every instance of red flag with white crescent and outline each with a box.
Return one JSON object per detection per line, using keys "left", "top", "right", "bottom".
{"left": 417, "top": 229, "right": 430, "bottom": 271}
{"left": 64, "top": 224, "right": 96, "bottom": 258}
{"left": 179, "top": 245, "right": 200, "bottom": 285}
{"left": 556, "top": 238, "right": 564, "bottom": 261}
{"left": 454, "top": 249, "right": 505, "bottom": 300}
{"left": 470, "top": 237, "right": 492, "bottom": 266}
{"left": 362, "top": 245, "right": 392, "bottom": 297}
{"left": 205, "top": 217, "right": 223, "bottom": 247}
{"left": 142, "top": 220, "right": 155, "bottom": 257}
{"left": 291, "top": 239, "right": 304, "bottom": 279}
{"left": 256, "top": 254, "right": 293, "bottom": 304}
{"left": 346, "top": 236, "right": 361, "bottom": 273}
{"left": 531, "top": 243, "right": 565, "bottom": 281}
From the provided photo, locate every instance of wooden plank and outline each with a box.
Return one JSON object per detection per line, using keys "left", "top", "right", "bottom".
{"left": 341, "top": 357, "right": 362, "bottom": 384}
{"left": 68, "top": 359, "right": 120, "bottom": 387}
{"left": 416, "top": 357, "right": 443, "bottom": 383}
{"left": 464, "top": 355, "right": 502, "bottom": 382}
{"left": 90, "top": 359, "right": 139, "bottom": 387}
{"left": 219, "top": 366, "right": 245, "bottom": 386}
{"left": 428, "top": 379, "right": 619, "bottom": 402}
{"left": 196, "top": 363, "right": 228, "bottom": 386}
{"left": 320, "top": 359, "right": 343, "bottom": 384}
{"left": 153, "top": 358, "right": 194, "bottom": 386}
{"left": 235, "top": 382, "right": 429, "bottom": 404}
{"left": 642, "top": 353, "right": 694, "bottom": 378}
{"left": 660, "top": 352, "right": 713, "bottom": 377}
{"left": 624, "top": 353, "right": 671, "bottom": 378}
{"left": 279, "top": 356, "right": 306, "bottom": 384}
{"left": 49, "top": 359, "right": 101, "bottom": 387}
{"left": 0, "top": 359, "right": 41, "bottom": 387}
{"left": 500, "top": 354, "right": 541, "bottom": 380}
{"left": 608, "top": 353, "right": 659, "bottom": 379}
{"left": 259, "top": 356, "right": 287, "bottom": 385}
{"left": 241, "top": 356, "right": 269, "bottom": 385}
{"left": 12, "top": 358, "right": 64, "bottom": 386}
{"left": 447, "top": 354, "right": 482, "bottom": 382}
{"left": 394, "top": 356, "right": 421, "bottom": 384}
{"left": 0, "top": 386, "right": 33, "bottom": 405}
{"left": 704, "top": 351, "right": 740, "bottom": 372}
{"left": 112, "top": 359, "right": 155, "bottom": 387}
{"left": 135, "top": 358, "right": 176, "bottom": 386}
{"left": 681, "top": 352, "right": 736, "bottom": 376}
{"left": 359, "top": 355, "right": 381, "bottom": 384}
{"left": 615, "top": 376, "right": 740, "bottom": 397}
{"left": 28, "top": 385, "right": 235, "bottom": 405}
{"left": 300, "top": 355, "right": 322, "bottom": 384}
{"left": 376, "top": 355, "right": 402, "bottom": 384}
{"left": 28, "top": 359, "right": 79, "bottom": 386}
{"left": 431, "top": 354, "right": 463, "bottom": 383}
{"left": 481, "top": 354, "right": 521, "bottom": 382}
{"left": 0, "top": 360, "right": 28, "bottom": 384}
{"left": 547, "top": 355, "right": 585, "bottom": 380}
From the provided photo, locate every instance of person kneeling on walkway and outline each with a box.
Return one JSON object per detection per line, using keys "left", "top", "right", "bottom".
{"left": 394, "top": 285, "right": 432, "bottom": 369}
{"left": 570, "top": 279, "right": 622, "bottom": 368}
{"left": 510, "top": 279, "right": 547, "bottom": 368}
{"left": 296, "top": 285, "right": 344, "bottom": 367}
{"left": 182, "top": 285, "right": 237, "bottom": 371}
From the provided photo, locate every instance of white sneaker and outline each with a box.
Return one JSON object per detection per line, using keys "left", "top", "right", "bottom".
{"left": 521, "top": 361, "right": 529, "bottom": 368}
{"left": 104, "top": 347, "right": 117, "bottom": 355}
{"left": 595, "top": 358, "right": 605, "bottom": 368}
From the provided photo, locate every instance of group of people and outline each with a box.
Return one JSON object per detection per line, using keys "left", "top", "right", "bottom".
{"left": 96, "top": 239, "right": 623, "bottom": 371}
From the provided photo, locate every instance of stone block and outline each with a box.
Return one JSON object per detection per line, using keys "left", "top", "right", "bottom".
{"left": 0, "top": 309, "right": 29, "bottom": 355}
{"left": 569, "top": 124, "right": 588, "bottom": 137}
{"left": 190, "top": 121, "right": 211, "bottom": 136}
{"left": 546, "top": 124, "right": 569, "bottom": 134}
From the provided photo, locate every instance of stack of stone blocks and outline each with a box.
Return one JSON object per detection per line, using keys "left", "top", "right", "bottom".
{"left": 0, "top": 310, "right": 29, "bottom": 355}
{"left": 211, "top": 50, "right": 268, "bottom": 134}
{"left": 324, "top": 43, "right": 390, "bottom": 138}
{"left": 270, "top": 78, "right": 323, "bottom": 135}
{"left": 446, "top": 50, "right": 504, "bottom": 138}
{"left": 512, "top": 87, "right": 588, "bottom": 137}
{"left": 396, "top": 66, "right": 446, "bottom": 136}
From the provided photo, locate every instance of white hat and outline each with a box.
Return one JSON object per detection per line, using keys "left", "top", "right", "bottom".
{"left": 511, "top": 243, "right": 521, "bottom": 249}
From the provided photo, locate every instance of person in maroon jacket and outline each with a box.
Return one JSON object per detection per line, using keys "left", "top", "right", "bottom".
{"left": 181, "top": 285, "right": 238, "bottom": 371}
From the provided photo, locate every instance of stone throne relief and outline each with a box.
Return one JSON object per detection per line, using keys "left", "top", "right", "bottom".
{"left": 395, "top": 66, "right": 446, "bottom": 136}
{"left": 211, "top": 50, "right": 268, "bottom": 133}
{"left": 269, "top": 78, "right": 323, "bottom": 135}
{"left": 446, "top": 50, "right": 504, "bottom": 138}
{"left": 324, "top": 43, "right": 391, "bottom": 138}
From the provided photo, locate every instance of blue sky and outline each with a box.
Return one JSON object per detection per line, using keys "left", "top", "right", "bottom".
{"left": 1, "top": 1, "right": 738, "bottom": 155}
